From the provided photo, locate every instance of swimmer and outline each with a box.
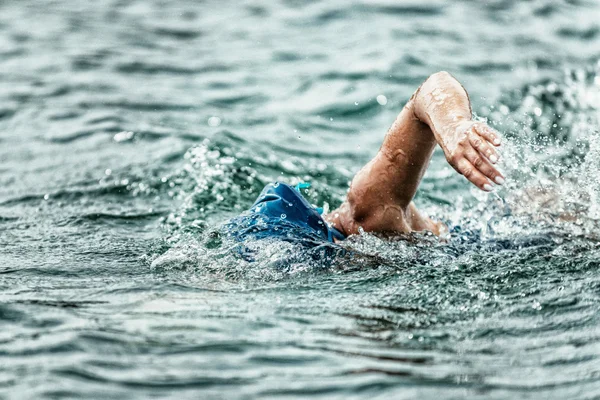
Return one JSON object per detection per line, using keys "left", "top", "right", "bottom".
{"left": 226, "top": 71, "right": 504, "bottom": 250}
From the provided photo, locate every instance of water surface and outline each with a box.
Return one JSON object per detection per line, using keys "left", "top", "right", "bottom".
{"left": 1, "top": 1, "right": 600, "bottom": 399}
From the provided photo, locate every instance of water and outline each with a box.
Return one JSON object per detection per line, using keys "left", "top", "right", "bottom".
{"left": 1, "top": 1, "right": 600, "bottom": 398}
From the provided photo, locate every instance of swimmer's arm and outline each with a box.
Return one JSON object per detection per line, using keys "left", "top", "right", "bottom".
{"left": 326, "top": 71, "right": 504, "bottom": 236}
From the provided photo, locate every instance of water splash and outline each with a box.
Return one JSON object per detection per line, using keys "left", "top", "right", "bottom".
{"left": 480, "top": 61, "right": 600, "bottom": 238}
{"left": 155, "top": 62, "right": 600, "bottom": 282}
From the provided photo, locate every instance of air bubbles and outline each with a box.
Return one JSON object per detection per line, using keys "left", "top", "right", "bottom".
{"left": 376, "top": 95, "right": 387, "bottom": 105}
{"left": 208, "top": 116, "right": 221, "bottom": 127}
{"left": 534, "top": 107, "right": 542, "bottom": 117}
{"left": 354, "top": 101, "right": 359, "bottom": 106}
{"left": 280, "top": 213, "right": 287, "bottom": 219}
{"left": 104, "top": 169, "right": 112, "bottom": 176}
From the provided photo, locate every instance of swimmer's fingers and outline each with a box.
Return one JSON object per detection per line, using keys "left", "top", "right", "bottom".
{"left": 468, "top": 129, "right": 499, "bottom": 164}
{"left": 473, "top": 123, "right": 501, "bottom": 147}
{"left": 454, "top": 158, "right": 494, "bottom": 192}
{"left": 464, "top": 147, "right": 505, "bottom": 185}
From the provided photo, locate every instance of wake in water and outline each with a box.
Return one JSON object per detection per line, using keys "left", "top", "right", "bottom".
{"left": 152, "top": 62, "right": 600, "bottom": 280}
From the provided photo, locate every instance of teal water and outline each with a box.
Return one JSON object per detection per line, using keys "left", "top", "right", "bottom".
{"left": 1, "top": 1, "right": 600, "bottom": 399}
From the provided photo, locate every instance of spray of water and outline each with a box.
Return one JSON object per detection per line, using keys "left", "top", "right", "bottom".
{"left": 153, "top": 62, "right": 600, "bottom": 280}
{"left": 482, "top": 61, "right": 600, "bottom": 238}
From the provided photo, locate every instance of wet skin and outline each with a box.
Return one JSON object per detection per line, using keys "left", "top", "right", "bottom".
{"left": 324, "top": 71, "right": 504, "bottom": 237}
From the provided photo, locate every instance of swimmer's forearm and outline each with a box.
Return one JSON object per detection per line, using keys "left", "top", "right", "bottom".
{"left": 412, "top": 71, "right": 472, "bottom": 142}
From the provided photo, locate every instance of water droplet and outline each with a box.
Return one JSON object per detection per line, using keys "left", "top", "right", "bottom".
{"left": 280, "top": 214, "right": 286, "bottom": 219}
{"left": 534, "top": 107, "right": 542, "bottom": 117}
{"left": 105, "top": 169, "right": 112, "bottom": 176}
{"left": 207, "top": 116, "right": 221, "bottom": 127}
{"left": 354, "top": 101, "right": 359, "bottom": 106}
{"left": 113, "top": 131, "right": 135, "bottom": 142}
{"left": 376, "top": 95, "right": 387, "bottom": 105}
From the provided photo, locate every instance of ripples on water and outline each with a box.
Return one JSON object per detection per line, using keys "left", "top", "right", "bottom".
{"left": 1, "top": 1, "right": 600, "bottom": 399}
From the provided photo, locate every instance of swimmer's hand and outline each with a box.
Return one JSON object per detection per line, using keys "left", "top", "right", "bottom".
{"left": 440, "top": 120, "right": 504, "bottom": 192}
{"left": 412, "top": 71, "right": 505, "bottom": 192}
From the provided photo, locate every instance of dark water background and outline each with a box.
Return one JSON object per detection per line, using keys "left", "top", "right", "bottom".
{"left": 2, "top": 1, "right": 600, "bottom": 399}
